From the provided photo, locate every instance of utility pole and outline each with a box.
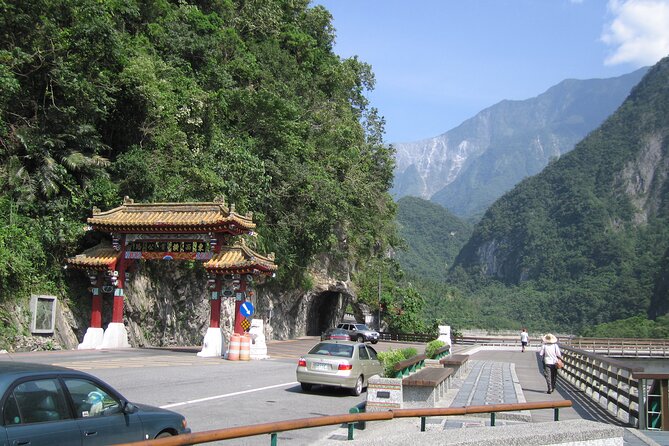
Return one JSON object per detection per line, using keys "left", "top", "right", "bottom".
{"left": 378, "top": 269, "right": 382, "bottom": 331}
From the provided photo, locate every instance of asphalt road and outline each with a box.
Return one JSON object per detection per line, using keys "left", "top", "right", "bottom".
{"left": 0, "top": 337, "right": 424, "bottom": 446}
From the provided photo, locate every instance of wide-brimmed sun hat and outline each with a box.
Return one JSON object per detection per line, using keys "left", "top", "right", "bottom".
{"left": 542, "top": 333, "right": 558, "bottom": 344}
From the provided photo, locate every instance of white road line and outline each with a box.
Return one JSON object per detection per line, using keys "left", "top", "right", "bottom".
{"left": 160, "top": 382, "right": 298, "bottom": 409}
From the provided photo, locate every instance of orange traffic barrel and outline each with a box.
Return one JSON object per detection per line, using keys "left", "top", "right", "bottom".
{"left": 239, "top": 333, "right": 251, "bottom": 361}
{"left": 227, "top": 334, "right": 241, "bottom": 361}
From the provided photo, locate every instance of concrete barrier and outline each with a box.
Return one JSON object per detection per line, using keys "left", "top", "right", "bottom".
{"left": 333, "top": 419, "right": 624, "bottom": 446}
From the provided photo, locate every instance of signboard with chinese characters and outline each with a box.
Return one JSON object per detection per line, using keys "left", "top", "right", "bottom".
{"left": 124, "top": 235, "right": 213, "bottom": 261}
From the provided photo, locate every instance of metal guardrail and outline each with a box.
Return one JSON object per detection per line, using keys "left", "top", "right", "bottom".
{"left": 118, "top": 400, "right": 573, "bottom": 446}
{"left": 560, "top": 346, "right": 644, "bottom": 427}
{"left": 378, "top": 331, "right": 435, "bottom": 343}
{"left": 453, "top": 335, "right": 669, "bottom": 358}
{"left": 562, "top": 337, "right": 669, "bottom": 357}
{"left": 453, "top": 335, "right": 543, "bottom": 347}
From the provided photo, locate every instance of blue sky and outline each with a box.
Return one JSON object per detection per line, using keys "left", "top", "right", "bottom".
{"left": 313, "top": 0, "right": 669, "bottom": 143}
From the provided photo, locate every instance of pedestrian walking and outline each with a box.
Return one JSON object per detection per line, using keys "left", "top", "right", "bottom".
{"left": 539, "top": 333, "right": 562, "bottom": 393}
{"left": 520, "top": 328, "right": 529, "bottom": 352}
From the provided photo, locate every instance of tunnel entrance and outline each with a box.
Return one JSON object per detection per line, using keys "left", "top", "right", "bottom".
{"left": 306, "top": 291, "right": 346, "bottom": 336}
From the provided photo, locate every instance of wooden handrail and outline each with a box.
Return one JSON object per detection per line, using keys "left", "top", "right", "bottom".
{"left": 117, "top": 400, "right": 572, "bottom": 446}
{"left": 393, "top": 353, "right": 427, "bottom": 371}
{"left": 392, "top": 400, "right": 572, "bottom": 418}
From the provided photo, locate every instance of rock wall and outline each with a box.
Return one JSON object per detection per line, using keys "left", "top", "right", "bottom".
{"left": 123, "top": 262, "right": 214, "bottom": 347}
{"left": 1, "top": 255, "right": 363, "bottom": 352}
{"left": 0, "top": 295, "right": 80, "bottom": 352}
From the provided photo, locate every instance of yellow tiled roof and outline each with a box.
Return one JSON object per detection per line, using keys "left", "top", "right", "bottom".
{"left": 204, "top": 241, "right": 277, "bottom": 275}
{"left": 88, "top": 197, "right": 256, "bottom": 232}
{"left": 66, "top": 242, "right": 119, "bottom": 271}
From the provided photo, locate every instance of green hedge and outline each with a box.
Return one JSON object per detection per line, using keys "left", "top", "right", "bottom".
{"left": 377, "top": 347, "right": 418, "bottom": 377}
{"left": 425, "top": 339, "right": 446, "bottom": 359}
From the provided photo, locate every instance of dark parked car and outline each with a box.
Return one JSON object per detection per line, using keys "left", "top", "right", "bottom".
{"left": 0, "top": 361, "right": 190, "bottom": 446}
{"left": 336, "top": 323, "right": 379, "bottom": 344}
{"left": 320, "top": 328, "right": 352, "bottom": 341}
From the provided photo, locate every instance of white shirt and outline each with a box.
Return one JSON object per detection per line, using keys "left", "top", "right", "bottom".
{"left": 539, "top": 343, "right": 561, "bottom": 365}
{"left": 520, "top": 332, "right": 529, "bottom": 343}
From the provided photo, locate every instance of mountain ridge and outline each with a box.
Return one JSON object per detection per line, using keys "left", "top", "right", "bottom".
{"left": 450, "top": 56, "right": 669, "bottom": 330}
{"left": 392, "top": 68, "right": 649, "bottom": 218}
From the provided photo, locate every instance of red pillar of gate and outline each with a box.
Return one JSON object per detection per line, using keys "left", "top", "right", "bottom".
{"left": 112, "top": 238, "right": 126, "bottom": 324}
{"left": 91, "top": 275, "right": 103, "bottom": 328}
{"left": 209, "top": 236, "right": 224, "bottom": 329}
{"left": 233, "top": 279, "right": 247, "bottom": 334}
{"left": 209, "top": 275, "right": 222, "bottom": 328}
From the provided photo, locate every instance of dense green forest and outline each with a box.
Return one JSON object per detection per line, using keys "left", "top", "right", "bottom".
{"left": 0, "top": 0, "right": 416, "bottom": 337}
{"left": 395, "top": 196, "right": 472, "bottom": 282}
{"left": 3, "top": 0, "right": 667, "bottom": 341}
{"left": 449, "top": 56, "right": 669, "bottom": 335}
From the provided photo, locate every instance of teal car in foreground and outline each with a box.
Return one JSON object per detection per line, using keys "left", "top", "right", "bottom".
{"left": 0, "top": 361, "right": 190, "bottom": 445}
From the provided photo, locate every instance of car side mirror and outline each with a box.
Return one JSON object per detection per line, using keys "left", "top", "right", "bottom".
{"left": 121, "top": 400, "right": 138, "bottom": 414}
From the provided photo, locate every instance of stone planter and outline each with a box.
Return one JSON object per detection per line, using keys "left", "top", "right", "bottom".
{"left": 366, "top": 376, "right": 402, "bottom": 411}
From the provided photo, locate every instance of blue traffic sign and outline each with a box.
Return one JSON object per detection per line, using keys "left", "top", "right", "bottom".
{"left": 240, "top": 301, "right": 254, "bottom": 317}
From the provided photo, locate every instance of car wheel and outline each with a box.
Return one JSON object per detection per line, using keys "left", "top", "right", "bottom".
{"left": 357, "top": 335, "right": 365, "bottom": 342}
{"left": 155, "top": 432, "right": 173, "bottom": 439}
{"left": 301, "top": 383, "right": 313, "bottom": 391}
{"left": 371, "top": 340, "right": 378, "bottom": 344}
{"left": 351, "top": 376, "right": 363, "bottom": 396}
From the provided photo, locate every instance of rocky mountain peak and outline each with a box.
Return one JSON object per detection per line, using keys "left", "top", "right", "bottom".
{"left": 392, "top": 68, "right": 648, "bottom": 218}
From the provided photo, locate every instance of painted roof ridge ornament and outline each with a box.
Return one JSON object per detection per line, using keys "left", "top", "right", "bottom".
{"left": 66, "top": 241, "right": 120, "bottom": 271}
{"left": 86, "top": 200, "right": 256, "bottom": 232}
{"left": 123, "top": 196, "right": 134, "bottom": 204}
{"left": 214, "top": 195, "right": 229, "bottom": 213}
{"left": 236, "top": 239, "right": 275, "bottom": 263}
{"left": 203, "top": 244, "right": 277, "bottom": 275}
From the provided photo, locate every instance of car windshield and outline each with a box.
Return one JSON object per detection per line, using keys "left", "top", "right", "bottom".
{"left": 354, "top": 324, "right": 369, "bottom": 330}
{"left": 308, "top": 343, "right": 354, "bottom": 358}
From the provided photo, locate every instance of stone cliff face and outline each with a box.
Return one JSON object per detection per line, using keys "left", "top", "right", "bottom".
{"left": 618, "top": 133, "right": 668, "bottom": 226}
{"left": 4, "top": 255, "right": 361, "bottom": 352}
{"left": 253, "top": 254, "right": 359, "bottom": 340}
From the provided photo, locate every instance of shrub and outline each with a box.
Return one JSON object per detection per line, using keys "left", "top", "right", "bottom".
{"left": 377, "top": 347, "right": 418, "bottom": 377}
{"left": 401, "top": 347, "right": 418, "bottom": 359}
{"left": 425, "top": 339, "right": 446, "bottom": 359}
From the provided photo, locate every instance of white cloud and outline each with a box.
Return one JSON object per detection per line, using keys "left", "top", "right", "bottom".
{"left": 602, "top": 0, "right": 669, "bottom": 66}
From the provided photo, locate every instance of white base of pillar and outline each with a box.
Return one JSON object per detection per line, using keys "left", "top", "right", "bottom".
{"left": 98, "top": 322, "right": 131, "bottom": 349}
{"left": 197, "top": 327, "right": 223, "bottom": 357}
{"left": 249, "top": 318, "right": 270, "bottom": 360}
{"left": 250, "top": 341, "right": 269, "bottom": 360}
{"left": 437, "top": 325, "right": 452, "bottom": 348}
{"left": 78, "top": 327, "right": 104, "bottom": 350}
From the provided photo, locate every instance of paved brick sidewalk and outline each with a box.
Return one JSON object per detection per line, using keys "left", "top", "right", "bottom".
{"left": 315, "top": 346, "right": 667, "bottom": 445}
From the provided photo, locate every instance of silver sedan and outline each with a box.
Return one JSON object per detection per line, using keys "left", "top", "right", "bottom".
{"left": 296, "top": 340, "right": 384, "bottom": 396}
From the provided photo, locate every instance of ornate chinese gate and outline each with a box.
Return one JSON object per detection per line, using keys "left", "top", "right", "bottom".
{"left": 67, "top": 197, "right": 277, "bottom": 357}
